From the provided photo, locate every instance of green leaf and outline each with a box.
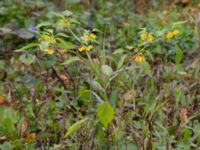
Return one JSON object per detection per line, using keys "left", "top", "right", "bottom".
{"left": 55, "top": 22, "right": 65, "bottom": 31}
{"left": 90, "top": 80, "right": 104, "bottom": 92}
{"left": 0, "top": 60, "right": 5, "bottom": 69}
{"left": 40, "top": 41, "right": 50, "bottom": 49}
{"left": 172, "top": 21, "right": 187, "bottom": 26}
{"left": 0, "top": 27, "right": 13, "bottom": 35}
{"left": 62, "top": 57, "right": 80, "bottom": 65}
{"left": 97, "top": 102, "right": 115, "bottom": 128}
{"left": 57, "top": 38, "right": 76, "bottom": 49}
{"left": 78, "top": 89, "right": 91, "bottom": 103}
{"left": 17, "top": 29, "right": 34, "bottom": 39}
{"left": 113, "top": 48, "right": 124, "bottom": 55}
{"left": 101, "top": 65, "right": 113, "bottom": 77}
{"left": 117, "top": 54, "right": 127, "bottom": 69}
{"left": 65, "top": 118, "right": 88, "bottom": 137}
{"left": 16, "top": 43, "right": 38, "bottom": 52}
{"left": 48, "top": 11, "right": 64, "bottom": 18}
{"left": 0, "top": 142, "right": 13, "bottom": 150}
{"left": 19, "top": 54, "right": 36, "bottom": 65}
{"left": 62, "top": 10, "right": 73, "bottom": 16}
{"left": 175, "top": 46, "right": 183, "bottom": 65}
{"left": 56, "top": 33, "right": 70, "bottom": 38}
{"left": 36, "top": 22, "right": 52, "bottom": 28}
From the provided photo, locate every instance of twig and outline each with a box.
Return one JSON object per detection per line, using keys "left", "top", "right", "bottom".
{"left": 52, "top": 67, "right": 68, "bottom": 90}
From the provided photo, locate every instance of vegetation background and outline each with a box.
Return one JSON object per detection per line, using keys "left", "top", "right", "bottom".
{"left": 0, "top": 0, "right": 200, "bottom": 149}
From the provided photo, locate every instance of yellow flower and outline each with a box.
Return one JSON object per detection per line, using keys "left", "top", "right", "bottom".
{"left": 166, "top": 29, "right": 180, "bottom": 39}
{"left": 147, "top": 34, "right": 154, "bottom": 43}
{"left": 43, "top": 35, "right": 56, "bottom": 44}
{"left": 140, "top": 32, "right": 153, "bottom": 43}
{"left": 78, "top": 46, "right": 86, "bottom": 52}
{"left": 172, "top": 29, "right": 180, "bottom": 35}
{"left": 59, "top": 18, "right": 70, "bottom": 27}
{"left": 89, "top": 33, "right": 96, "bottom": 39}
{"left": 133, "top": 54, "right": 145, "bottom": 62}
{"left": 43, "top": 48, "right": 54, "bottom": 54}
{"left": 140, "top": 32, "right": 147, "bottom": 41}
{"left": 166, "top": 32, "right": 174, "bottom": 39}
{"left": 82, "top": 35, "right": 90, "bottom": 42}
{"left": 85, "top": 45, "right": 93, "bottom": 51}
{"left": 82, "top": 33, "right": 96, "bottom": 42}
{"left": 59, "top": 19, "right": 65, "bottom": 24}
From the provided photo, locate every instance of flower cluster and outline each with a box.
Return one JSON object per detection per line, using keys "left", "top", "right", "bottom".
{"left": 78, "top": 45, "right": 93, "bottom": 52}
{"left": 43, "top": 35, "right": 56, "bottom": 44}
{"left": 82, "top": 33, "right": 96, "bottom": 42}
{"left": 140, "top": 32, "right": 154, "bottom": 43}
{"left": 43, "top": 48, "right": 55, "bottom": 55}
{"left": 59, "top": 18, "right": 70, "bottom": 27}
{"left": 78, "top": 32, "right": 96, "bottom": 52}
{"left": 166, "top": 29, "right": 180, "bottom": 39}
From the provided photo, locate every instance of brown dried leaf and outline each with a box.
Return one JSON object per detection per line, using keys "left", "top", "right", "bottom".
{"left": 0, "top": 96, "right": 11, "bottom": 107}
{"left": 181, "top": 0, "right": 189, "bottom": 4}
{"left": 21, "top": 120, "right": 29, "bottom": 137}
{"left": 58, "top": 74, "right": 70, "bottom": 82}
{"left": 178, "top": 71, "right": 192, "bottom": 79}
{"left": 179, "top": 108, "right": 188, "bottom": 124}
{"left": 122, "top": 90, "right": 136, "bottom": 101}
{"left": 25, "top": 132, "right": 36, "bottom": 143}
{"left": 0, "top": 96, "right": 5, "bottom": 104}
{"left": 0, "top": 136, "right": 7, "bottom": 141}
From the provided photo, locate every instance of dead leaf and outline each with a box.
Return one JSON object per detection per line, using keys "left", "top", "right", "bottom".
{"left": 178, "top": 71, "right": 192, "bottom": 79}
{"left": 25, "top": 132, "right": 36, "bottom": 143}
{"left": 122, "top": 90, "right": 136, "bottom": 101}
{"left": 0, "top": 96, "right": 11, "bottom": 107}
{"left": 0, "top": 136, "right": 7, "bottom": 141}
{"left": 181, "top": 0, "right": 189, "bottom": 4}
{"left": 58, "top": 74, "right": 70, "bottom": 82}
{"left": 179, "top": 108, "right": 188, "bottom": 124}
{"left": 0, "top": 96, "right": 5, "bottom": 104}
{"left": 21, "top": 120, "right": 29, "bottom": 137}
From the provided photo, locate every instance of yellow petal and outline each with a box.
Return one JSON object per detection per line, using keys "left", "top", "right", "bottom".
{"left": 90, "top": 33, "right": 96, "bottom": 39}
{"left": 85, "top": 45, "right": 93, "bottom": 51}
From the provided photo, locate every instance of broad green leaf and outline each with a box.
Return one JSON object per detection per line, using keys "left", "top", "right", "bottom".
{"left": 43, "top": 55, "right": 57, "bottom": 69}
{"left": 90, "top": 80, "right": 104, "bottom": 92}
{"left": 117, "top": 54, "right": 127, "bottom": 69}
{"left": 40, "top": 41, "right": 50, "bottom": 49}
{"left": 56, "top": 33, "right": 70, "bottom": 38}
{"left": 113, "top": 48, "right": 124, "bottom": 55}
{"left": 55, "top": 22, "right": 65, "bottom": 31}
{"left": 62, "top": 57, "right": 80, "bottom": 65}
{"left": 97, "top": 102, "right": 114, "bottom": 128}
{"left": 175, "top": 46, "right": 183, "bottom": 65}
{"left": 19, "top": 54, "right": 36, "bottom": 65}
{"left": 48, "top": 11, "right": 64, "bottom": 18}
{"left": 57, "top": 38, "right": 76, "bottom": 49}
{"left": 17, "top": 29, "right": 34, "bottom": 39}
{"left": 101, "top": 65, "right": 113, "bottom": 77}
{"left": 0, "top": 142, "right": 13, "bottom": 150}
{"left": 36, "top": 22, "right": 52, "bottom": 28}
{"left": 62, "top": 10, "right": 73, "bottom": 16}
{"left": 16, "top": 43, "right": 38, "bottom": 52}
{"left": 78, "top": 89, "right": 91, "bottom": 103}
{"left": 0, "top": 27, "right": 13, "bottom": 34}
{"left": 65, "top": 118, "right": 88, "bottom": 137}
